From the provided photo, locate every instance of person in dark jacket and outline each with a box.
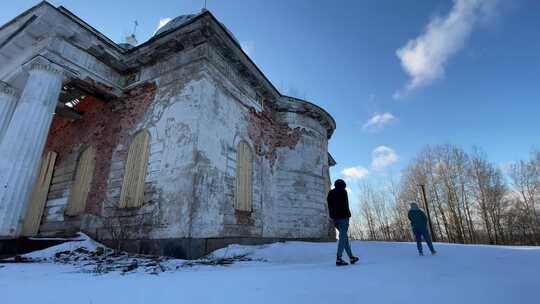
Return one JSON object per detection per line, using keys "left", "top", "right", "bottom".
{"left": 408, "top": 202, "right": 436, "bottom": 256}
{"left": 327, "top": 179, "right": 359, "bottom": 266}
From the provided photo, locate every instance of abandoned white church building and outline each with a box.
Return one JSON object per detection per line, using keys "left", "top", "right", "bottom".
{"left": 0, "top": 2, "right": 336, "bottom": 258}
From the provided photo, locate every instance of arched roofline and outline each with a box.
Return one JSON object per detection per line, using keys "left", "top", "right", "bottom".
{"left": 275, "top": 95, "right": 336, "bottom": 139}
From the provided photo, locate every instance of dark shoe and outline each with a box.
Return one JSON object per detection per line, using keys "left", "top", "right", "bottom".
{"left": 419, "top": 252, "right": 424, "bottom": 256}
{"left": 431, "top": 250, "right": 437, "bottom": 255}
{"left": 349, "top": 256, "right": 359, "bottom": 264}
{"left": 336, "top": 258, "right": 348, "bottom": 266}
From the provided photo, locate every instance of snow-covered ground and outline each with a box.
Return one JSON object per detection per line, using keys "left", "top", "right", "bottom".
{"left": 1, "top": 239, "right": 539, "bottom": 304}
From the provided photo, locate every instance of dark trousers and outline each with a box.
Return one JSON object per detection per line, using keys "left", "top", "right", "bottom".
{"left": 413, "top": 227, "right": 435, "bottom": 253}
{"left": 334, "top": 218, "right": 353, "bottom": 259}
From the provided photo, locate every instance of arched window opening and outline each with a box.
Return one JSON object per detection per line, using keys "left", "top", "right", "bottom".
{"left": 235, "top": 141, "right": 253, "bottom": 211}
{"left": 65, "top": 146, "right": 96, "bottom": 216}
{"left": 119, "top": 130, "right": 150, "bottom": 209}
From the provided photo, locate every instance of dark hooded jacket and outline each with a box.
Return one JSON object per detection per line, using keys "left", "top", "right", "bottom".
{"left": 327, "top": 180, "right": 351, "bottom": 220}
{"left": 408, "top": 203, "right": 428, "bottom": 230}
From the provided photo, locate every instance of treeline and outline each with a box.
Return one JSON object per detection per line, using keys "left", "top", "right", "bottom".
{"left": 350, "top": 144, "right": 540, "bottom": 246}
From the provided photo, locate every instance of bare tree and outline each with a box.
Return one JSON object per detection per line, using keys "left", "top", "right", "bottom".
{"left": 470, "top": 148, "right": 507, "bottom": 244}
{"left": 510, "top": 152, "right": 540, "bottom": 244}
{"left": 350, "top": 144, "right": 539, "bottom": 246}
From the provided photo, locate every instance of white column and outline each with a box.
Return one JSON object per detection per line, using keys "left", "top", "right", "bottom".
{"left": 0, "top": 58, "right": 64, "bottom": 237}
{"left": 0, "top": 81, "right": 17, "bottom": 142}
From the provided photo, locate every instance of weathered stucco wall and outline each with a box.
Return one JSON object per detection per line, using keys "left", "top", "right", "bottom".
{"left": 1, "top": 4, "right": 335, "bottom": 258}
{"left": 39, "top": 42, "right": 333, "bottom": 238}
{"left": 191, "top": 49, "right": 334, "bottom": 240}
{"left": 136, "top": 62, "right": 209, "bottom": 240}
{"left": 40, "top": 60, "right": 208, "bottom": 241}
{"left": 268, "top": 111, "right": 331, "bottom": 238}
{"left": 36, "top": 40, "right": 333, "bottom": 257}
{"left": 191, "top": 64, "right": 267, "bottom": 240}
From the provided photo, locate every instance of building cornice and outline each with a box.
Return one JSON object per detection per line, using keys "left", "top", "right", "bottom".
{"left": 27, "top": 58, "right": 64, "bottom": 75}
{"left": 2, "top": 3, "right": 337, "bottom": 138}
{"left": 276, "top": 96, "right": 336, "bottom": 139}
{"left": 23, "top": 56, "right": 78, "bottom": 82}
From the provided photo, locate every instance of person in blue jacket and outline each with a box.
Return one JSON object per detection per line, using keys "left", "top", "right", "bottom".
{"left": 408, "top": 202, "right": 437, "bottom": 256}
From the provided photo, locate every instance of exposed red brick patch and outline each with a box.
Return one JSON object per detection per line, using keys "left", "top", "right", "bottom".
{"left": 234, "top": 210, "right": 254, "bottom": 225}
{"left": 45, "top": 82, "right": 157, "bottom": 215}
{"left": 247, "top": 108, "right": 305, "bottom": 167}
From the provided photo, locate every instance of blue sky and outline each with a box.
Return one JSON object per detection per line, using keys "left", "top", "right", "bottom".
{"left": 2, "top": 1, "right": 539, "bottom": 198}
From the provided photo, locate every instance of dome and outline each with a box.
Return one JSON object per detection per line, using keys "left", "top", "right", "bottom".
{"left": 153, "top": 11, "right": 239, "bottom": 43}
{"left": 154, "top": 14, "right": 198, "bottom": 37}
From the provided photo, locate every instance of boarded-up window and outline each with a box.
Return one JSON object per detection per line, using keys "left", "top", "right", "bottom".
{"left": 22, "top": 151, "right": 57, "bottom": 236}
{"left": 235, "top": 141, "right": 253, "bottom": 211}
{"left": 119, "top": 130, "right": 150, "bottom": 208}
{"left": 65, "top": 146, "right": 96, "bottom": 216}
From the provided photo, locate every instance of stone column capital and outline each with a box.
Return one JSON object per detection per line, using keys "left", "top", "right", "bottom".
{"left": 27, "top": 58, "right": 64, "bottom": 75}
{"left": 0, "top": 81, "right": 16, "bottom": 97}
{"left": 23, "top": 56, "right": 72, "bottom": 79}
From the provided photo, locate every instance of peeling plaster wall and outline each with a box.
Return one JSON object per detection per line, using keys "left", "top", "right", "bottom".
{"left": 192, "top": 51, "right": 333, "bottom": 240}
{"left": 1, "top": 5, "right": 336, "bottom": 258}
{"left": 38, "top": 41, "right": 333, "bottom": 251}
{"left": 41, "top": 82, "right": 157, "bottom": 236}
{"left": 136, "top": 63, "right": 207, "bottom": 240}
{"left": 191, "top": 65, "right": 267, "bottom": 239}
{"left": 268, "top": 111, "right": 332, "bottom": 238}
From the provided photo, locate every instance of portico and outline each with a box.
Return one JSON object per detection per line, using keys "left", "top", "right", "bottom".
{"left": 0, "top": 57, "right": 66, "bottom": 237}
{"left": 0, "top": 0, "right": 133, "bottom": 238}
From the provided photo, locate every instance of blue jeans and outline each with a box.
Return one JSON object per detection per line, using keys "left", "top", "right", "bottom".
{"left": 413, "top": 227, "right": 435, "bottom": 254}
{"left": 334, "top": 218, "right": 353, "bottom": 259}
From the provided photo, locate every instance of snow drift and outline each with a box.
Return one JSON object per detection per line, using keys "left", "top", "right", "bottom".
{"left": 1, "top": 239, "right": 539, "bottom": 304}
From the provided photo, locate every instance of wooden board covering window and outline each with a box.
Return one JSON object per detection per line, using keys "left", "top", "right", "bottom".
{"left": 22, "top": 151, "right": 57, "bottom": 236}
{"left": 119, "top": 130, "right": 150, "bottom": 209}
{"left": 235, "top": 141, "right": 253, "bottom": 211}
{"left": 65, "top": 146, "right": 96, "bottom": 216}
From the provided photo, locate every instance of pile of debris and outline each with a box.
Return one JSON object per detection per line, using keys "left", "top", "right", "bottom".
{"left": 1, "top": 233, "right": 262, "bottom": 274}
{"left": 49, "top": 246, "right": 173, "bottom": 274}
{"left": 181, "top": 253, "right": 255, "bottom": 267}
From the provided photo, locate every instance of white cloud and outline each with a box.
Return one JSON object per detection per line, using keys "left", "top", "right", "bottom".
{"left": 154, "top": 17, "right": 172, "bottom": 34}
{"left": 394, "top": 0, "right": 498, "bottom": 99}
{"left": 341, "top": 166, "right": 370, "bottom": 180}
{"left": 362, "top": 112, "right": 397, "bottom": 132}
{"left": 240, "top": 41, "right": 255, "bottom": 56}
{"left": 371, "top": 146, "right": 398, "bottom": 171}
